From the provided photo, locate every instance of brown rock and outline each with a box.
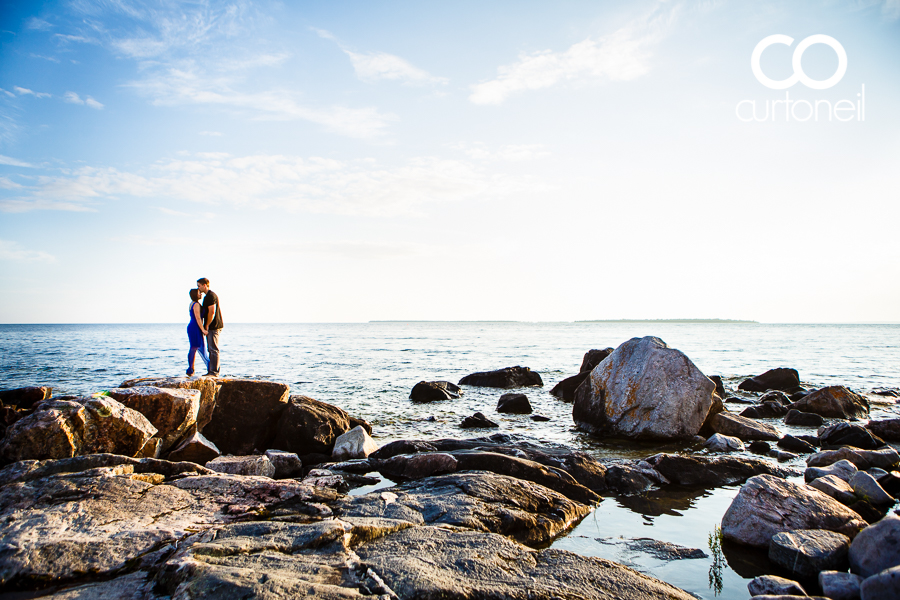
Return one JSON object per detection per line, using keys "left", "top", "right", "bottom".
{"left": 202, "top": 379, "right": 290, "bottom": 455}
{"left": 0, "top": 386, "right": 52, "bottom": 409}
{"left": 709, "top": 411, "right": 781, "bottom": 441}
{"left": 458, "top": 366, "right": 543, "bottom": 389}
{"left": 166, "top": 431, "right": 220, "bottom": 465}
{"left": 376, "top": 452, "right": 459, "bottom": 479}
{"left": 106, "top": 386, "right": 200, "bottom": 452}
{"left": 788, "top": 386, "right": 869, "bottom": 419}
{"left": 272, "top": 395, "right": 356, "bottom": 456}
{"left": 120, "top": 376, "right": 220, "bottom": 431}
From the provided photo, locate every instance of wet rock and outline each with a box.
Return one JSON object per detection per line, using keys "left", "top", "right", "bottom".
{"left": 739, "top": 368, "right": 802, "bottom": 393}
{"left": 749, "top": 441, "right": 772, "bottom": 454}
{"left": 849, "top": 471, "right": 894, "bottom": 505}
{"left": 369, "top": 440, "right": 438, "bottom": 460}
{"left": 602, "top": 537, "right": 707, "bottom": 560}
{"left": 604, "top": 463, "right": 664, "bottom": 495}
{"left": 458, "top": 366, "right": 543, "bottom": 388}
{"left": 581, "top": 348, "right": 614, "bottom": 372}
{"left": 409, "top": 380, "right": 460, "bottom": 402}
{"left": 705, "top": 433, "right": 745, "bottom": 452}
{"left": 819, "top": 422, "right": 886, "bottom": 450}
{"left": 789, "top": 386, "right": 870, "bottom": 420}
{"left": 573, "top": 336, "right": 716, "bottom": 441}
{"left": 748, "top": 575, "right": 807, "bottom": 596}
{"left": 376, "top": 452, "right": 459, "bottom": 480}
{"left": 860, "top": 565, "right": 900, "bottom": 600}
{"left": 460, "top": 412, "right": 498, "bottom": 428}
{"left": 849, "top": 514, "right": 900, "bottom": 577}
{"left": 721, "top": 474, "right": 867, "bottom": 548}
{"left": 166, "top": 431, "right": 220, "bottom": 465}
{"left": 497, "top": 393, "right": 532, "bottom": 414}
{"left": 725, "top": 395, "right": 756, "bottom": 405}
{"left": 332, "top": 425, "right": 378, "bottom": 461}
{"left": 846, "top": 499, "right": 886, "bottom": 525}
{"left": 206, "top": 455, "right": 275, "bottom": 478}
{"left": 806, "top": 459, "right": 859, "bottom": 484}
{"left": 202, "top": 379, "right": 290, "bottom": 455}
{"left": 531, "top": 414, "right": 551, "bottom": 421}
{"left": 878, "top": 471, "right": 900, "bottom": 497}
{"left": 769, "top": 449, "right": 799, "bottom": 462}
{"left": 779, "top": 434, "right": 817, "bottom": 454}
{"left": 808, "top": 447, "right": 900, "bottom": 471}
{"left": 768, "top": 529, "right": 851, "bottom": 577}
{"left": 786, "top": 409, "right": 826, "bottom": 427}
{"left": 873, "top": 389, "right": 900, "bottom": 397}
{"left": 810, "top": 475, "right": 857, "bottom": 504}
{"left": 264, "top": 449, "right": 303, "bottom": 479}
{"left": 709, "top": 375, "right": 727, "bottom": 399}
{"left": 272, "top": 395, "right": 367, "bottom": 456}
{"left": 819, "top": 570, "right": 863, "bottom": 600}
{"left": 0, "top": 386, "right": 52, "bottom": 409}
{"left": 550, "top": 371, "right": 591, "bottom": 401}
{"left": 709, "top": 411, "right": 781, "bottom": 441}
{"left": 120, "top": 376, "right": 220, "bottom": 431}
{"left": 338, "top": 471, "right": 591, "bottom": 546}
{"left": 645, "top": 454, "right": 790, "bottom": 488}
{"left": 741, "top": 402, "right": 789, "bottom": 419}
{"left": 867, "top": 418, "right": 900, "bottom": 442}
{"left": 761, "top": 390, "right": 792, "bottom": 405}
{"left": 106, "top": 386, "right": 200, "bottom": 453}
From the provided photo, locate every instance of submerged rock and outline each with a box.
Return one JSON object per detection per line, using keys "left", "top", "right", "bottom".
{"left": 721, "top": 474, "right": 866, "bottom": 548}
{"left": 789, "top": 386, "right": 870, "bottom": 419}
{"left": 573, "top": 336, "right": 716, "bottom": 441}
{"left": 785, "top": 408, "right": 825, "bottom": 427}
{"left": 497, "top": 393, "right": 532, "bottom": 414}
{"left": 409, "top": 380, "right": 460, "bottom": 402}
{"left": 768, "top": 529, "right": 850, "bottom": 577}
{"left": 738, "top": 368, "right": 801, "bottom": 393}
{"left": 740, "top": 401, "right": 789, "bottom": 419}
{"left": 458, "top": 366, "right": 543, "bottom": 388}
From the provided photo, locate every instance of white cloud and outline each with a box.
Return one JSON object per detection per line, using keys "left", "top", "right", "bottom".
{"left": 157, "top": 206, "right": 189, "bottom": 216}
{"left": 454, "top": 142, "right": 551, "bottom": 161}
{"left": 29, "top": 53, "right": 60, "bottom": 63}
{"left": 0, "top": 239, "right": 55, "bottom": 263}
{"left": 345, "top": 50, "right": 448, "bottom": 85}
{"left": 469, "top": 7, "right": 674, "bottom": 104}
{"left": 0, "top": 89, "right": 14, "bottom": 98}
{"left": 0, "top": 155, "right": 34, "bottom": 167}
{"left": 85, "top": 97, "right": 105, "bottom": 109}
{"left": 0, "top": 153, "right": 528, "bottom": 216}
{"left": 14, "top": 87, "right": 51, "bottom": 98}
{"left": 0, "top": 177, "right": 23, "bottom": 189}
{"left": 63, "top": 91, "right": 104, "bottom": 108}
{"left": 25, "top": 18, "right": 53, "bottom": 31}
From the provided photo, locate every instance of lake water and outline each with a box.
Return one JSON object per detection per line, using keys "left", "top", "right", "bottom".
{"left": 1, "top": 321, "right": 898, "bottom": 598}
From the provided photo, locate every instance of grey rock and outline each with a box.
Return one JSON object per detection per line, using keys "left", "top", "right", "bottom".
{"left": 806, "top": 459, "right": 859, "bottom": 484}
{"left": 768, "top": 529, "right": 851, "bottom": 577}
{"left": 849, "top": 514, "right": 900, "bottom": 577}
{"left": 47, "top": 570, "right": 156, "bottom": 599}
{"left": 206, "top": 455, "right": 275, "bottom": 478}
{"left": 458, "top": 366, "right": 543, "bottom": 388}
{"left": 460, "top": 412, "right": 498, "bottom": 428}
{"left": 779, "top": 434, "right": 817, "bottom": 454}
{"left": 819, "top": 422, "right": 886, "bottom": 450}
{"left": 810, "top": 474, "right": 858, "bottom": 504}
{"left": 497, "top": 392, "right": 532, "bottom": 414}
{"left": 786, "top": 409, "right": 826, "bottom": 427}
{"left": 332, "top": 425, "right": 379, "bottom": 461}
{"left": 808, "top": 447, "right": 900, "bottom": 471}
{"left": 705, "top": 433, "right": 745, "bottom": 452}
{"left": 748, "top": 575, "right": 807, "bottom": 596}
{"left": 613, "top": 538, "right": 708, "bottom": 560}
{"left": 721, "top": 474, "right": 867, "bottom": 548}
{"left": 819, "top": 570, "right": 863, "bottom": 600}
{"left": 265, "top": 449, "right": 303, "bottom": 479}
{"left": 710, "top": 411, "right": 781, "bottom": 441}
{"left": 410, "top": 380, "right": 460, "bottom": 401}
{"left": 580, "top": 348, "right": 614, "bottom": 372}
{"left": 644, "top": 453, "right": 792, "bottom": 488}
{"left": 573, "top": 336, "right": 716, "bottom": 440}
{"left": 738, "top": 368, "right": 801, "bottom": 393}
{"left": 789, "top": 386, "right": 870, "bottom": 419}
{"left": 850, "top": 471, "right": 895, "bottom": 505}
{"left": 860, "top": 565, "right": 900, "bottom": 600}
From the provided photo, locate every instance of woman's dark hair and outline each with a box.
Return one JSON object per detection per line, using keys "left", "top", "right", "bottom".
{"left": 190, "top": 288, "right": 201, "bottom": 302}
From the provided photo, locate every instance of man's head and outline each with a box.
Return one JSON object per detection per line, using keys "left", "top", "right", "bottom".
{"left": 197, "top": 278, "right": 210, "bottom": 293}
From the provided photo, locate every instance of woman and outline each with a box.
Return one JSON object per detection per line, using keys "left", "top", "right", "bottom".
{"left": 187, "top": 288, "right": 209, "bottom": 376}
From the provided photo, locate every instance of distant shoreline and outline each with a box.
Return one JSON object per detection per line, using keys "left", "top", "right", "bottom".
{"left": 575, "top": 319, "right": 758, "bottom": 324}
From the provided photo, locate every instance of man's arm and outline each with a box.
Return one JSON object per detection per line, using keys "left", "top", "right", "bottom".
{"left": 206, "top": 304, "right": 216, "bottom": 328}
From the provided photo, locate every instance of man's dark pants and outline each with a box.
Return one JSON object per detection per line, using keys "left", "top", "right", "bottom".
{"left": 206, "top": 328, "right": 221, "bottom": 375}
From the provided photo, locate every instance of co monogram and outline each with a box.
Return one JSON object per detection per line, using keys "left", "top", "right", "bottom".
{"left": 751, "top": 34, "right": 847, "bottom": 90}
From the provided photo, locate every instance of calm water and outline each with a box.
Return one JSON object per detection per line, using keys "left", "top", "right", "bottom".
{"left": 1, "top": 322, "right": 898, "bottom": 599}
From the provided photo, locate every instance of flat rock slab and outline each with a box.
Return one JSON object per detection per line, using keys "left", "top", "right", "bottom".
{"left": 646, "top": 453, "right": 792, "bottom": 488}
{"left": 721, "top": 474, "right": 867, "bottom": 548}
{"left": 768, "top": 529, "right": 850, "bottom": 577}
{"left": 206, "top": 455, "right": 275, "bottom": 477}
{"left": 596, "top": 537, "right": 708, "bottom": 560}
{"left": 357, "top": 526, "right": 697, "bottom": 600}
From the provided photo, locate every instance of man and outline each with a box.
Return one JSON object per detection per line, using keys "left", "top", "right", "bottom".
{"left": 197, "top": 278, "right": 223, "bottom": 376}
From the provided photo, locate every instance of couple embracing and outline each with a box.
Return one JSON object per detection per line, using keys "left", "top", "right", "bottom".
{"left": 186, "top": 277, "right": 223, "bottom": 377}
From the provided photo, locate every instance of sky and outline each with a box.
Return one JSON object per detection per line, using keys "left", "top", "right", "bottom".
{"left": 0, "top": 0, "right": 898, "bottom": 324}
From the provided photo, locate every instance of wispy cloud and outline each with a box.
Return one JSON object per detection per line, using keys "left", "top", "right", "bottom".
{"left": 29, "top": 53, "right": 60, "bottom": 63}
{"left": 453, "top": 142, "right": 551, "bottom": 161}
{"left": 63, "top": 91, "right": 104, "bottom": 109}
{"left": 157, "top": 206, "right": 189, "bottom": 216}
{"left": 14, "top": 87, "right": 51, "bottom": 98}
{"left": 883, "top": 0, "right": 900, "bottom": 19}
{"left": 25, "top": 18, "right": 53, "bottom": 31}
{"left": 315, "top": 28, "right": 447, "bottom": 86}
{"left": 469, "top": 6, "right": 675, "bottom": 105}
{"left": 0, "top": 239, "right": 55, "bottom": 263}
{"left": 0, "top": 155, "right": 34, "bottom": 168}
{"left": 0, "top": 153, "right": 528, "bottom": 216}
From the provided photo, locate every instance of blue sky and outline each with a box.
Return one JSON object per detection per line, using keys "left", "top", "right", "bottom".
{"left": 1, "top": 0, "right": 898, "bottom": 323}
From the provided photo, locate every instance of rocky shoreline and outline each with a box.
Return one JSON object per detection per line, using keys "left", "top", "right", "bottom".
{"left": 1, "top": 335, "right": 899, "bottom": 598}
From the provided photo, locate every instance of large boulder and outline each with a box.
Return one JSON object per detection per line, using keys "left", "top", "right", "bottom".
{"left": 768, "top": 529, "right": 851, "bottom": 577}
{"left": 721, "top": 474, "right": 867, "bottom": 548}
{"left": 0, "top": 398, "right": 156, "bottom": 462}
{"left": 271, "top": 395, "right": 367, "bottom": 456}
{"left": 331, "top": 426, "right": 378, "bottom": 461}
{"left": 0, "top": 386, "right": 52, "bottom": 409}
{"left": 458, "top": 366, "right": 543, "bottom": 388}
{"left": 849, "top": 514, "right": 900, "bottom": 577}
{"left": 105, "top": 387, "right": 200, "bottom": 452}
{"left": 738, "top": 368, "right": 801, "bottom": 393}
{"left": 580, "top": 348, "right": 614, "bottom": 372}
{"left": 808, "top": 447, "right": 900, "bottom": 471}
{"left": 202, "top": 379, "right": 290, "bottom": 455}
{"left": 120, "top": 376, "right": 220, "bottom": 431}
{"left": 572, "top": 336, "right": 715, "bottom": 441}
{"left": 409, "top": 381, "right": 460, "bottom": 402}
{"left": 789, "top": 386, "right": 870, "bottom": 419}
{"left": 708, "top": 411, "right": 781, "bottom": 441}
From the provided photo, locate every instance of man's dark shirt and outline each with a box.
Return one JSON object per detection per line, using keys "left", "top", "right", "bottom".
{"left": 202, "top": 291, "right": 224, "bottom": 330}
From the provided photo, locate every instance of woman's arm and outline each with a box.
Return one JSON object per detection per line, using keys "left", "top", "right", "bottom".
{"left": 192, "top": 303, "right": 207, "bottom": 335}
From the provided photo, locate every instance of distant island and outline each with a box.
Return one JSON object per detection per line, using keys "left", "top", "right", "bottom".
{"left": 576, "top": 319, "right": 758, "bottom": 324}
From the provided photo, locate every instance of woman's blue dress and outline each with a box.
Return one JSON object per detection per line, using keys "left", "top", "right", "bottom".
{"left": 187, "top": 302, "right": 209, "bottom": 374}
